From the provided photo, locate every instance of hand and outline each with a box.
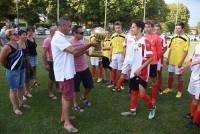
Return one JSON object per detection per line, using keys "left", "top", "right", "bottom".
{"left": 178, "top": 62, "right": 183, "bottom": 68}
{"left": 44, "top": 64, "right": 49, "bottom": 71}
{"left": 134, "top": 68, "right": 141, "bottom": 76}
{"left": 190, "top": 61, "right": 199, "bottom": 67}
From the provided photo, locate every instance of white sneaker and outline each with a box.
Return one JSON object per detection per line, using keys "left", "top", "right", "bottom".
{"left": 148, "top": 106, "right": 156, "bottom": 119}
{"left": 121, "top": 111, "right": 136, "bottom": 116}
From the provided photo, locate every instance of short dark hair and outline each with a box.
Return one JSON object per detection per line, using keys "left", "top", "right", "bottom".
{"left": 132, "top": 20, "right": 145, "bottom": 32}
{"left": 114, "top": 21, "right": 122, "bottom": 26}
{"left": 155, "top": 24, "right": 162, "bottom": 29}
{"left": 145, "top": 20, "right": 154, "bottom": 27}
{"left": 72, "top": 25, "right": 82, "bottom": 34}
{"left": 57, "top": 16, "right": 71, "bottom": 26}
{"left": 26, "top": 26, "right": 35, "bottom": 32}
{"left": 18, "top": 29, "right": 27, "bottom": 36}
{"left": 176, "top": 21, "right": 185, "bottom": 29}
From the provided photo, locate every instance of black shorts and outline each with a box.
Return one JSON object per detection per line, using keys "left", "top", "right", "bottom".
{"left": 102, "top": 56, "right": 111, "bottom": 69}
{"left": 74, "top": 68, "right": 94, "bottom": 92}
{"left": 149, "top": 64, "right": 157, "bottom": 78}
{"left": 48, "top": 61, "right": 55, "bottom": 81}
{"left": 129, "top": 76, "right": 147, "bottom": 91}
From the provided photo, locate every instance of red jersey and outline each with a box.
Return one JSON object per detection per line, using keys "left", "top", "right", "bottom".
{"left": 145, "top": 34, "right": 162, "bottom": 64}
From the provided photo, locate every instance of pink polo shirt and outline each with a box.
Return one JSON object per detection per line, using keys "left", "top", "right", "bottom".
{"left": 43, "top": 36, "right": 53, "bottom": 61}
{"left": 69, "top": 37, "right": 88, "bottom": 72}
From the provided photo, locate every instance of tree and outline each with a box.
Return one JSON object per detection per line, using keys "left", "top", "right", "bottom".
{"left": 163, "top": 3, "right": 190, "bottom": 33}
{"left": 0, "top": 0, "right": 15, "bottom": 21}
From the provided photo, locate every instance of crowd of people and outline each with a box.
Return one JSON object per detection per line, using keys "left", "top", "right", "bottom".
{"left": 0, "top": 16, "right": 200, "bottom": 132}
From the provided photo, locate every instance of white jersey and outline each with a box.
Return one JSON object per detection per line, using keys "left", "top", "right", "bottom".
{"left": 130, "top": 37, "right": 153, "bottom": 80}
{"left": 188, "top": 44, "right": 200, "bottom": 100}
{"left": 123, "top": 34, "right": 135, "bottom": 63}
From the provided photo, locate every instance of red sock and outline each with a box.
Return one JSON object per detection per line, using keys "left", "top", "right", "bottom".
{"left": 140, "top": 92, "right": 153, "bottom": 109}
{"left": 98, "top": 66, "right": 102, "bottom": 78}
{"left": 168, "top": 75, "right": 174, "bottom": 89}
{"left": 116, "top": 74, "right": 125, "bottom": 91}
{"left": 91, "top": 65, "right": 96, "bottom": 79}
{"left": 178, "top": 80, "right": 183, "bottom": 92}
{"left": 151, "top": 82, "right": 157, "bottom": 105}
{"left": 157, "top": 78, "right": 162, "bottom": 91}
{"left": 191, "top": 103, "right": 198, "bottom": 117}
{"left": 193, "top": 110, "right": 200, "bottom": 124}
{"left": 130, "top": 90, "right": 139, "bottom": 111}
{"left": 111, "top": 69, "right": 117, "bottom": 85}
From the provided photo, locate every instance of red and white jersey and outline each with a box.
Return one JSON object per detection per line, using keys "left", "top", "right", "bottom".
{"left": 160, "top": 34, "right": 167, "bottom": 48}
{"left": 130, "top": 37, "right": 153, "bottom": 81}
{"left": 123, "top": 34, "right": 135, "bottom": 63}
{"left": 188, "top": 44, "right": 200, "bottom": 99}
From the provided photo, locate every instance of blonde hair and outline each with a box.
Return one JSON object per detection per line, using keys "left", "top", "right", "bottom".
{"left": 5, "top": 29, "right": 16, "bottom": 39}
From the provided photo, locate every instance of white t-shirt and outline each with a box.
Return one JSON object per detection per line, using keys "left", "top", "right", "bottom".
{"left": 51, "top": 31, "right": 76, "bottom": 81}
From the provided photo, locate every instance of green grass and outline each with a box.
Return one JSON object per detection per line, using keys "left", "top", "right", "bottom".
{"left": 0, "top": 40, "right": 200, "bottom": 134}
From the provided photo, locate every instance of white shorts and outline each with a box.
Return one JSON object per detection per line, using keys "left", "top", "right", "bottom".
{"left": 188, "top": 75, "right": 200, "bottom": 100}
{"left": 157, "top": 59, "right": 163, "bottom": 71}
{"left": 90, "top": 58, "right": 99, "bottom": 66}
{"left": 110, "top": 54, "right": 123, "bottom": 70}
{"left": 168, "top": 64, "right": 182, "bottom": 75}
{"left": 121, "top": 60, "right": 131, "bottom": 75}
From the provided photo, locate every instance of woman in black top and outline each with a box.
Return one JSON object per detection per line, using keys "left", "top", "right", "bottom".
{"left": 26, "top": 26, "right": 38, "bottom": 89}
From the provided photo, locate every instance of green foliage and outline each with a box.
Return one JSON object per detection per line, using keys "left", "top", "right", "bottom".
{"left": 163, "top": 3, "right": 190, "bottom": 33}
{"left": 0, "top": 0, "right": 15, "bottom": 21}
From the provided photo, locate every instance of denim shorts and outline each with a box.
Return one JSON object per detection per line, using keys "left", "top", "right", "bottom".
{"left": 28, "top": 56, "right": 37, "bottom": 67}
{"left": 6, "top": 69, "right": 25, "bottom": 91}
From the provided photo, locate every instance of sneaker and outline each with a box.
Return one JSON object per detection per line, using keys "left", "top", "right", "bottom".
{"left": 14, "top": 109, "right": 23, "bottom": 115}
{"left": 80, "top": 96, "right": 91, "bottom": 107}
{"left": 185, "top": 122, "right": 199, "bottom": 128}
{"left": 176, "top": 91, "right": 182, "bottom": 98}
{"left": 112, "top": 88, "right": 116, "bottom": 92}
{"left": 20, "top": 104, "right": 31, "bottom": 109}
{"left": 107, "top": 84, "right": 114, "bottom": 88}
{"left": 97, "top": 78, "right": 102, "bottom": 83}
{"left": 158, "top": 90, "right": 163, "bottom": 95}
{"left": 72, "top": 105, "right": 84, "bottom": 113}
{"left": 162, "top": 88, "right": 173, "bottom": 94}
{"left": 183, "top": 113, "right": 192, "bottom": 120}
{"left": 121, "top": 86, "right": 125, "bottom": 90}
{"left": 121, "top": 111, "right": 136, "bottom": 116}
{"left": 148, "top": 106, "right": 156, "bottom": 119}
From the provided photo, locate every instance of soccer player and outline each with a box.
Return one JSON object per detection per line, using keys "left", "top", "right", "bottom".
{"left": 89, "top": 32, "right": 103, "bottom": 83}
{"left": 181, "top": 43, "right": 200, "bottom": 128}
{"left": 144, "top": 20, "right": 162, "bottom": 105}
{"left": 163, "top": 22, "right": 189, "bottom": 98}
{"left": 154, "top": 24, "right": 167, "bottom": 94}
{"left": 114, "top": 28, "right": 135, "bottom": 92}
{"left": 102, "top": 31, "right": 111, "bottom": 83}
{"left": 121, "top": 20, "right": 156, "bottom": 119}
{"left": 51, "top": 17, "right": 98, "bottom": 133}
{"left": 42, "top": 25, "right": 58, "bottom": 100}
{"left": 70, "top": 25, "right": 94, "bottom": 112}
{"left": 108, "top": 21, "right": 126, "bottom": 89}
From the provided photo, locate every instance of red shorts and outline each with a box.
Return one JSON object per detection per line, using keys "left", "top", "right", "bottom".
{"left": 59, "top": 79, "right": 74, "bottom": 101}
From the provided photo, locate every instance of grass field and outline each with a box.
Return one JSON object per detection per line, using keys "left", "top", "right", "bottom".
{"left": 0, "top": 39, "right": 200, "bottom": 134}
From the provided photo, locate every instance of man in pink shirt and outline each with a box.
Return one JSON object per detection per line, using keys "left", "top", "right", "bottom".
{"left": 69, "top": 25, "right": 94, "bottom": 112}
{"left": 42, "top": 25, "right": 58, "bottom": 100}
{"left": 145, "top": 20, "right": 162, "bottom": 106}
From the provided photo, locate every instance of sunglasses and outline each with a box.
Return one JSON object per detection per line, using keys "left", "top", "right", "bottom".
{"left": 12, "top": 32, "right": 18, "bottom": 36}
{"left": 77, "top": 32, "right": 84, "bottom": 35}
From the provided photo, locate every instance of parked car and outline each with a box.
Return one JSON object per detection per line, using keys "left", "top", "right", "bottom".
{"left": 35, "top": 27, "right": 49, "bottom": 35}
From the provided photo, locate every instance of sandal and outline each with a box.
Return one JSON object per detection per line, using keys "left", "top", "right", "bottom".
{"left": 49, "top": 94, "right": 57, "bottom": 100}
{"left": 63, "top": 125, "right": 78, "bottom": 133}
{"left": 80, "top": 97, "right": 91, "bottom": 107}
{"left": 72, "top": 105, "right": 84, "bottom": 113}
